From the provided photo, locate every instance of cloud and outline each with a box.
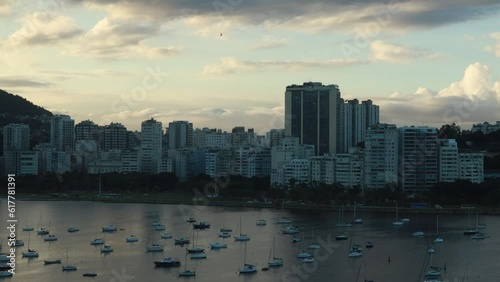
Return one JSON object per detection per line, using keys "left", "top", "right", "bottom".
{"left": 245, "top": 106, "right": 284, "bottom": 116}
{"left": 189, "top": 107, "right": 233, "bottom": 116}
{"left": 484, "top": 32, "right": 500, "bottom": 57}
{"left": 370, "top": 40, "right": 442, "bottom": 63}
{"left": 250, "top": 36, "right": 288, "bottom": 50}
{"left": 379, "top": 62, "right": 500, "bottom": 127}
{"left": 0, "top": 77, "right": 54, "bottom": 88}
{"left": 71, "top": 17, "right": 180, "bottom": 59}
{"left": 5, "top": 13, "right": 82, "bottom": 47}
{"left": 64, "top": 0, "right": 500, "bottom": 33}
{"left": 203, "top": 57, "right": 362, "bottom": 75}
{"left": 0, "top": 0, "right": 16, "bottom": 16}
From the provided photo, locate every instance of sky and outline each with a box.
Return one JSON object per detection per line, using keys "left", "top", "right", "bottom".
{"left": 0, "top": 0, "right": 499, "bottom": 134}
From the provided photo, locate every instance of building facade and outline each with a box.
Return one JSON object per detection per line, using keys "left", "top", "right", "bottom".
{"left": 364, "top": 123, "right": 398, "bottom": 189}
{"left": 50, "top": 115, "right": 75, "bottom": 152}
{"left": 140, "top": 118, "right": 163, "bottom": 174}
{"left": 285, "top": 82, "right": 340, "bottom": 156}
{"left": 398, "top": 126, "right": 438, "bottom": 192}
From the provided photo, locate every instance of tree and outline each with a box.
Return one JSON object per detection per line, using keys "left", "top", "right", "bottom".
{"left": 437, "top": 123, "right": 461, "bottom": 139}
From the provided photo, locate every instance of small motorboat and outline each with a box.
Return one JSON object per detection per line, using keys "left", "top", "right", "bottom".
{"left": 365, "top": 241, "right": 374, "bottom": 248}
{"left": 44, "top": 259, "right": 62, "bottom": 265}
{"left": 83, "top": 272, "right": 97, "bottom": 277}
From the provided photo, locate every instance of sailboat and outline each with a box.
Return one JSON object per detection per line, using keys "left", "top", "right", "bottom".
{"left": 126, "top": 235, "right": 138, "bottom": 243}
{"left": 277, "top": 200, "right": 293, "bottom": 224}
{"left": 424, "top": 252, "right": 442, "bottom": 278}
{"left": 100, "top": 245, "right": 113, "bottom": 253}
{"left": 220, "top": 218, "right": 232, "bottom": 232}
{"left": 297, "top": 237, "right": 313, "bottom": 260}
{"left": 268, "top": 237, "right": 283, "bottom": 267}
{"left": 36, "top": 213, "right": 49, "bottom": 235}
{"left": 347, "top": 232, "right": 362, "bottom": 258}
{"left": 476, "top": 213, "right": 486, "bottom": 229}
{"left": 22, "top": 215, "right": 34, "bottom": 231}
{"left": 308, "top": 229, "right": 320, "bottom": 249}
{"left": 463, "top": 213, "right": 478, "bottom": 235}
{"left": 392, "top": 203, "right": 404, "bottom": 226}
{"left": 352, "top": 202, "right": 363, "bottom": 224}
{"left": 336, "top": 206, "right": 353, "bottom": 227}
{"left": 22, "top": 232, "right": 38, "bottom": 258}
{"left": 413, "top": 212, "right": 425, "bottom": 236}
{"left": 256, "top": 217, "right": 267, "bottom": 226}
{"left": 178, "top": 252, "right": 196, "bottom": 276}
{"left": 234, "top": 218, "right": 250, "bottom": 241}
{"left": 62, "top": 248, "right": 77, "bottom": 271}
{"left": 90, "top": 226, "right": 105, "bottom": 245}
{"left": 146, "top": 234, "right": 164, "bottom": 252}
{"left": 238, "top": 242, "right": 257, "bottom": 274}
{"left": 186, "top": 231, "right": 205, "bottom": 253}
{"left": 434, "top": 215, "right": 444, "bottom": 243}
{"left": 126, "top": 224, "right": 139, "bottom": 243}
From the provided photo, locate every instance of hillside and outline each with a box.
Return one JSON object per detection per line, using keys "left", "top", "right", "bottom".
{"left": 0, "top": 89, "right": 52, "bottom": 154}
{"left": 0, "top": 89, "right": 52, "bottom": 116}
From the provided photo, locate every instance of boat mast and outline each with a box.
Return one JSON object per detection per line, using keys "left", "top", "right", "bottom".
{"left": 436, "top": 215, "right": 439, "bottom": 235}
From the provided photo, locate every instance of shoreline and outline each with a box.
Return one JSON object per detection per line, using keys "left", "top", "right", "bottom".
{"left": 7, "top": 193, "right": 500, "bottom": 215}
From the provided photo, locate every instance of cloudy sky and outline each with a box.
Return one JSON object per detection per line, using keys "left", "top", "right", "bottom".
{"left": 1, "top": 0, "right": 499, "bottom": 133}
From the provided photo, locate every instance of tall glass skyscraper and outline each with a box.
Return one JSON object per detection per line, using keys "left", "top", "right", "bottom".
{"left": 284, "top": 82, "right": 340, "bottom": 156}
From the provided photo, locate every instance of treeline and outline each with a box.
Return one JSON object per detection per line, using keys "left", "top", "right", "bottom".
{"left": 437, "top": 123, "right": 500, "bottom": 170}
{"left": 5, "top": 172, "right": 500, "bottom": 207}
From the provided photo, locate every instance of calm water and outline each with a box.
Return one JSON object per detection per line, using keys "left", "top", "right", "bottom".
{"left": 0, "top": 200, "right": 498, "bottom": 282}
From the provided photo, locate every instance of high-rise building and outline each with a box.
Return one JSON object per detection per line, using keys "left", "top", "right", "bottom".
{"left": 285, "top": 82, "right": 340, "bottom": 156}
{"left": 75, "top": 120, "right": 98, "bottom": 142}
{"left": 398, "top": 126, "right": 438, "bottom": 192}
{"left": 103, "top": 123, "right": 128, "bottom": 150}
{"left": 231, "top": 127, "right": 256, "bottom": 147}
{"left": 362, "top": 99, "right": 380, "bottom": 128}
{"left": 168, "top": 121, "right": 193, "bottom": 149}
{"left": 338, "top": 99, "right": 380, "bottom": 153}
{"left": 437, "top": 139, "right": 459, "bottom": 183}
{"left": 3, "top": 123, "right": 30, "bottom": 152}
{"left": 267, "top": 129, "right": 285, "bottom": 148}
{"left": 364, "top": 123, "right": 399, "bottom": 189}
{"left": 50, "top": 115, "right": 75, "bottom": 151}
{"left": 140, "top": 118, "right": 163, "bottom": 174}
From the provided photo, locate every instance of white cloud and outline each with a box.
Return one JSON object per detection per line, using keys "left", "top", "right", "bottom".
{"left": 370, "top": 40, "right": 442, "bottom": 63}
{"left": 0, "top": 0, "right": 15, "bottom": 16}
{"left": 72, "top": 17, "right": 181, "bottom": 59}
{"left": 189, "top": 107, "right": 234, "bottom": 116}
{"left": 250, "top": 36, "right": 288, "bottom": 50}
{"left": 5, "top": 13, "right": 82, "bottom": 47}
{"left": 484, "top": 32, "right": 500, "bottom": 58}
{"left": 245, "top": 106, "right": 284, "bottom": 116}
{"left": 203, "top": 57, "right": 362, "bottom": 75}
{"left": 379, "top": 62, "right": 500, "bottom": 127}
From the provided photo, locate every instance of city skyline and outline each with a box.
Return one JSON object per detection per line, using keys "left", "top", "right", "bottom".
{"left": 0, "top": 0, "right": 499, "bottom": 133}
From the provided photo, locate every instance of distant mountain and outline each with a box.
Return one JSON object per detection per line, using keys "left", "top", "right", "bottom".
{"left": 0, "top": 89, "right": 52, "bottom": 116}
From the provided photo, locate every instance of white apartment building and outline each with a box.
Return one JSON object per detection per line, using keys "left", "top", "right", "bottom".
{"left": 459, "top": 151, "right": 484, "bottom": 183}
{"left": 438, "top": 139, "right": 459, "bottom": 182}
{"left": 284, "top": 159, "right": 310, "bottom": 185}
{"left": 334, "top": 153, "right": 364, "bottom": 188}
{"left": 364, "top": 123, "right": 399, "bottom": 189}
